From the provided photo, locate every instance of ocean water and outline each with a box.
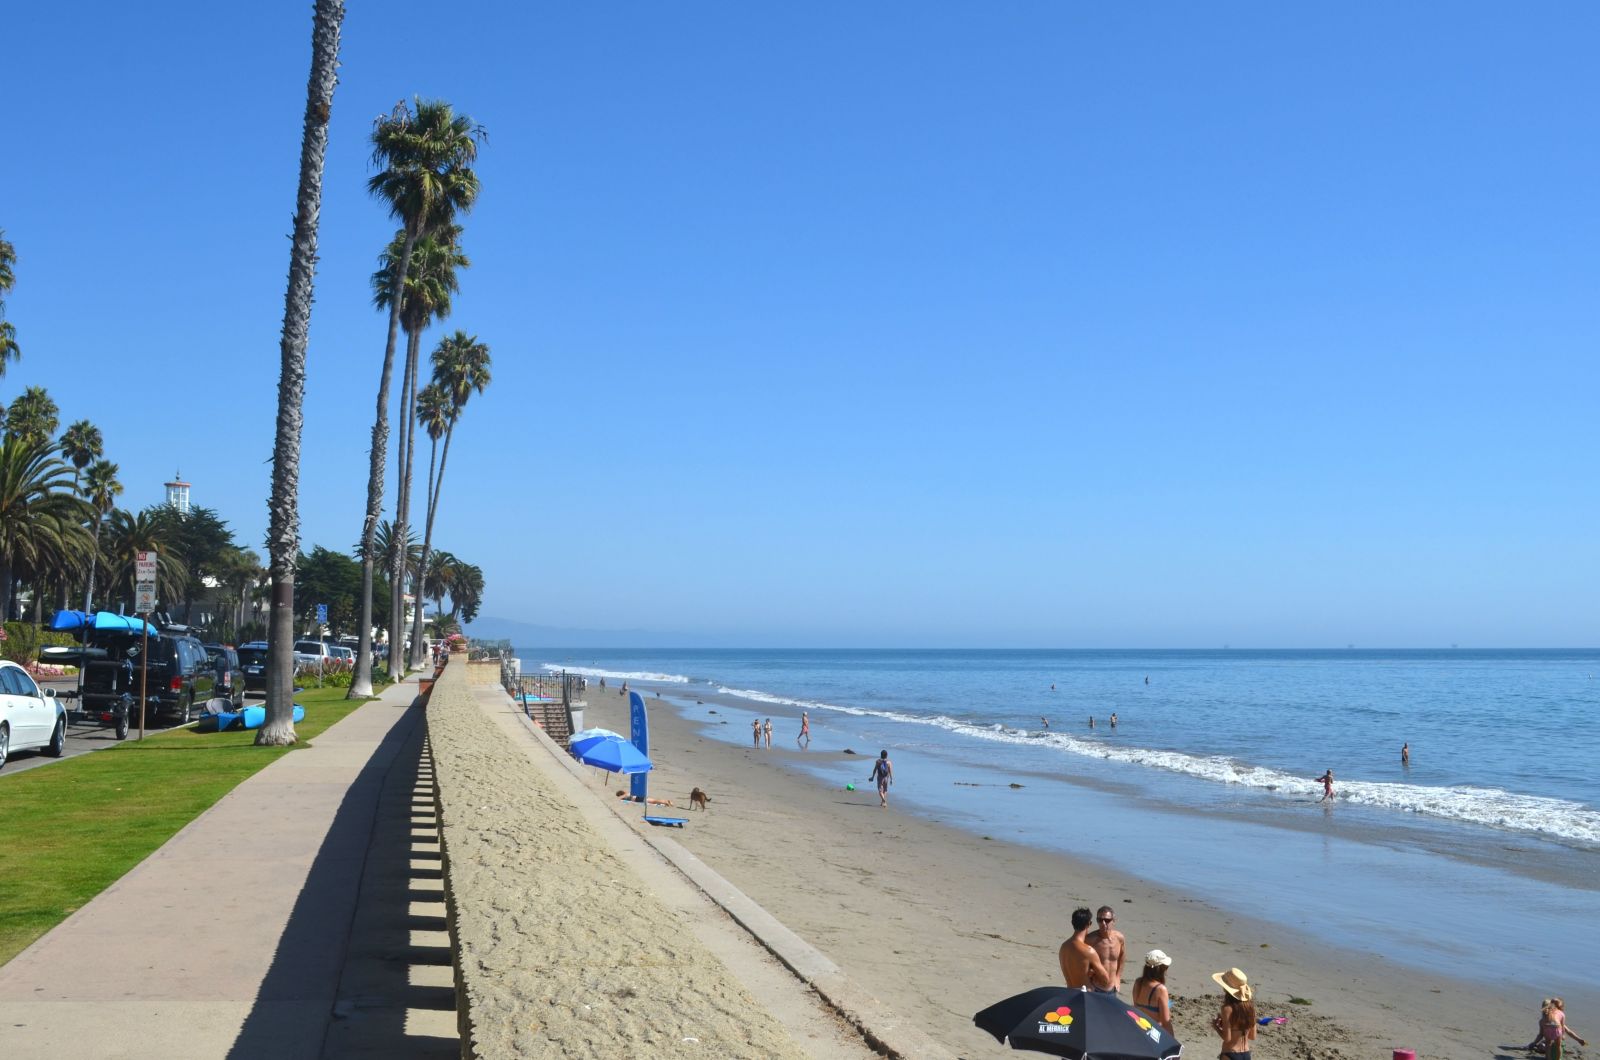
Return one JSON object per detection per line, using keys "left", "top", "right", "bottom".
{"left": 529, "top": 648, "right": 1600, "bottom": 996}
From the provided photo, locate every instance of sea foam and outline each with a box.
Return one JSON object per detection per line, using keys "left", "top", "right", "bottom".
{"left": 541, "top": 663, "right": 691, "bottom": 683}
{"left": 713, "top": 685, "right": 1600, "bottom": 845}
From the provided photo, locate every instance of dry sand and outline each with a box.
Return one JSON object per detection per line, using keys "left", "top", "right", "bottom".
{"left": 581, "top": 687, "right": 1540, "bottom": 1059}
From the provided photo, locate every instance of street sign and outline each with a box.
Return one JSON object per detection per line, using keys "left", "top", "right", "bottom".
{"left": 135, "top": 585, "right": 157, "bottom": 612}
{"left": 135, "top": 550, "right": 158, "bottom": 581}
{"left": 316, "top": 603, "right": 328, "bottom": 624}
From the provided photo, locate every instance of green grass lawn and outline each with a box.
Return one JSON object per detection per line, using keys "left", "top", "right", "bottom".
{"left": 0, "top": 687, "right": 372, "bottom": 966}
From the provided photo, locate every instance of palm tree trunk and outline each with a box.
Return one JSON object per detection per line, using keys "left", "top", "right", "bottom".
{"left": 261, "top": 0, "right": 343, "bottom": 744}
{"left": 408, "top": 434, "right": 439, "bottom": 667}
{"left": 389, "top": 325, "right": 419, "bottom": 677}
{"left": 400, "top": 331, "right": 422, "bottom": 666}
{"left": 352, "top": 248, "right": 416, "bottom": 697}
{"left": 411, "top": 423, "right": 456, "bottom": 652}
{"left": 83, "top": 510, "right": 103, "bottom": 612}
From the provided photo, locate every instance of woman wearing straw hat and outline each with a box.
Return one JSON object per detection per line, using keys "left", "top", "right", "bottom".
{"left": 1211, "top": 967, "right": 1258, "bottom": 1059}
{"left": 1131, "top": 949, "right": 1174, "bottom": 1037}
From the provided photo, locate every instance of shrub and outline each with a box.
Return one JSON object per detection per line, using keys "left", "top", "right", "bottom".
{"left": 1, "top": 623, "right": 77, "bottom": 664}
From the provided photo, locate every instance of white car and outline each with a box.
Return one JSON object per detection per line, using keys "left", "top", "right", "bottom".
{"left": 0, "top": 659, "right": 68, "bottom": 770}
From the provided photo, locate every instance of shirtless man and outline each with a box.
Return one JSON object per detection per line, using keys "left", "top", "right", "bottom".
{"left": 1086, "top": 906, "right": 1127, "bottom": 989}
{"left": 1058, "top": 908, "right": 1114, "bottom": 991}
{"left": 1314, "top": 768, "right": 1335, "bottom": 802}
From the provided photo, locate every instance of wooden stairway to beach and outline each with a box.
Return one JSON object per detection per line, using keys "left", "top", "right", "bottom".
{"left": 527, "top": 700, "right": 572, "bottom": 743}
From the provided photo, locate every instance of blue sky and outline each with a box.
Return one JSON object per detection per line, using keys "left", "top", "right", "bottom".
{"left": 3, "top": 3, "right": 1596, "bottom": 646}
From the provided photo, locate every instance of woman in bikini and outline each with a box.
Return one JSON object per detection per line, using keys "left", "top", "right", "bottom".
{"left": 1211, "top": 967, "right": 1257, "bottom": 1060}
{"left": 1131, "top": 949, "right": 1174, "bottom": 1037}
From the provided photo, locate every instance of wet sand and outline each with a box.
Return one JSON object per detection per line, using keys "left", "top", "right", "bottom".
{"left": 578, "top": 686, "right": 1538, "bottom": 1059}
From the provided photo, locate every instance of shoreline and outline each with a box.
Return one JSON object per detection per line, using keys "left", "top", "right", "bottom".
{"left": 575, "top": 684, "right": 1549, "bottom": 1058}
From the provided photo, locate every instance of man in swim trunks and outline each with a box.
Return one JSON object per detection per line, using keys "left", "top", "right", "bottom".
{"left": 1058, "top": 907, "right": 1114, "bottom": 991}
{"left": 1086, "top": 906, "right": 1127, "bottom": 989}
{"left": 1314, "top": 768, "right": 1334, "bottom": 802}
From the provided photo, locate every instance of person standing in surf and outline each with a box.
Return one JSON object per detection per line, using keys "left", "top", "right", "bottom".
{"left": 868, "top": 750, "right": 894, "bottom": 807}
{"left": 1314, "top": 768, "right": 1335, "bottom": 802}
{"left": 797, "top": 711, "right": 810, "bottom": 749}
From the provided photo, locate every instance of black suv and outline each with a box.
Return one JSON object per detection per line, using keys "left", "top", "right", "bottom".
{"left": 237, "top": 642, "right": 269, "bottom": 693}
{"left": 80, "top": 630, "right": 219, "bottom": 726}
{"left": 202, "top": 644, "right": 246, "bottom": 708}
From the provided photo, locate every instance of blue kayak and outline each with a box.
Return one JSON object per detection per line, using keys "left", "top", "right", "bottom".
{"left": 195, "top": 704, "right": 305, "bottom": 732}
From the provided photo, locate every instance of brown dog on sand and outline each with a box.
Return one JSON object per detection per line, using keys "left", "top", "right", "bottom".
{"left": 689, "top": 787, "right": 710, "bottom": 811}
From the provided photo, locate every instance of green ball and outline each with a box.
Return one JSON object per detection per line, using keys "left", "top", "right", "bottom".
{"left": 845, "top": 783, "right": 856, "bottom": 791}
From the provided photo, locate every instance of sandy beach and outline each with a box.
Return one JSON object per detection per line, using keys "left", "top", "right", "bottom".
{"left": 573, "top": 684, "right": 1544, "bottom": 1059}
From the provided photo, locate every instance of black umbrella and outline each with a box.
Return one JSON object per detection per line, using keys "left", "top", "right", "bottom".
{"left": 974, "top": 986, "right": 1182, "bottom": 1059}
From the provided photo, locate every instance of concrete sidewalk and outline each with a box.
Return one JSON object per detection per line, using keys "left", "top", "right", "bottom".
{"left": 0, "top": 678, "right": 450, "bottom": 1060}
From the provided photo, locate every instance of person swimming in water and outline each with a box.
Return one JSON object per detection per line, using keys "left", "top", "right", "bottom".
{"left": 1041, "top": 716, "right": 1050, "bottom": 729}
{"left": 1401, "top": 742, "right": 1409, "bottom": 765}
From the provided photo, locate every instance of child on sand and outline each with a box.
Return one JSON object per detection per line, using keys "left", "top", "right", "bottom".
{"left": 868, "top": 750, "right": 894, "bottom": 808}
{"left": 1532, "top": 997, "right": 1587, "bottom": 1058}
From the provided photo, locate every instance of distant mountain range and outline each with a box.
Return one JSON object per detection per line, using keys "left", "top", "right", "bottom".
{"left": 464, "top": 615, "right": 722, "bottom": 649}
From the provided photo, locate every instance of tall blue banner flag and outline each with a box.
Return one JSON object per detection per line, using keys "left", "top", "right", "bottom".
{"left": 629, "top": 691, "right": 650, "bottom": 800}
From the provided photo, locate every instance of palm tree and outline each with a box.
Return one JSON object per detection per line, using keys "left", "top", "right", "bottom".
{"left": 0, "top": 437, "right": 92, "bottom": 619}
{"left": 261, "top": 0, "right": 344, "bottom": 745}
{"left": 5, "top": 386, "right": 58, "bottom": 447}
{"left": 409, "top": 331, "right": 489, "bottom": 666}
{"left": 81, "top": 459, "right": 122, "bottom": 612}
{"left": 60, "top": 420, "right": 104, "bottom": 494}
{"left": 0, "top": 229, "right": 17, "bottom": 376}
{"left": 372, "top": 225, "right": 468, "bottom": 675}
{"left": 352, "top": 98, "right": 484, "bottom": 697}
{"left": 102, "top": 508, "right": 185, "bottom": 607}
{"left": 423, "top": 547, "right": 456, "bottom": 624}
{"left": 212, "top": 545, "right": 265, "bottom": 638}
{"left": 449, "top": 562, "right": 484, "bottom": 625}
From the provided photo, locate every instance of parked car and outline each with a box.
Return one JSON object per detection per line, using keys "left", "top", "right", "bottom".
{"left": 328, "top": 645, "right": 354, "bottom": 669}
{"left": 237, "top": 642, "right": 269, "bottom": 693}
{"left": 293, "top": 640, "right": 333, "bottom": 670}
{"left": 0, "top": 659, "right": 68, "bottom": 769}
{"left": 202, "top": 644, "right": 246, "bottom": 708}
{"left": 80, "top": 629, "right": 219, "bottom": 727}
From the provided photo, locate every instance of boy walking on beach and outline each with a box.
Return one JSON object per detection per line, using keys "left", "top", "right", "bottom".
{"left": 797, "top": 711, "right": 810, "bottom": 749}
{"left": 868, "top": 750, "right": 894, "bottom": 808}
{"left": 1086, "top": 906, "right": 1127, "bottom": 989}
{"left": 1059, "top": 908, "right": 1114, "bottom": 991}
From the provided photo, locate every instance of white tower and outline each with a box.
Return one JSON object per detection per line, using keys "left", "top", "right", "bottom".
{"left": 165, "top": 471, "right": 191, "bottom": 515}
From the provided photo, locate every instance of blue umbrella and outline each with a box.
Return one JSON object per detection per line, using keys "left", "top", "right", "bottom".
{"left": 573, "top": 736, "right": 653, "bottom": 775}
{"left": 570, "top": 727, "right": 625, "bottom": 745}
